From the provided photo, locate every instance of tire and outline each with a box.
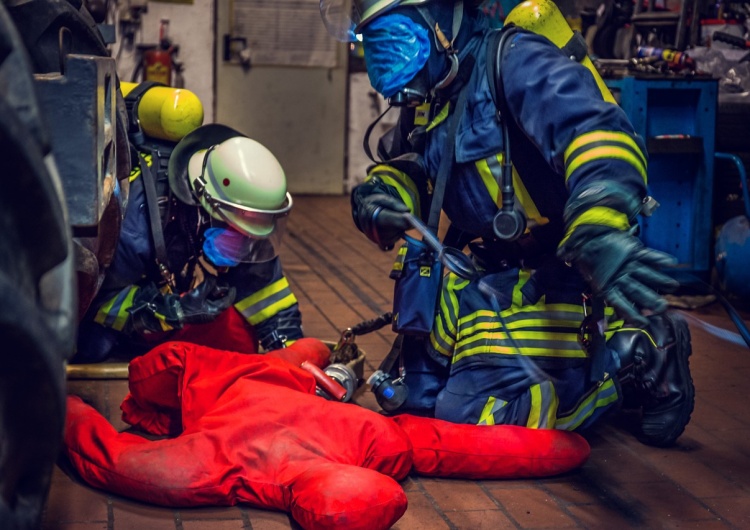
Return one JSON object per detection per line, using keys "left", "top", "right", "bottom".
{"left": 0, "top": 0, "right": 126, "bottom": 527}
{"left": 0, "top": 4, "right": 73, "bottom": 528}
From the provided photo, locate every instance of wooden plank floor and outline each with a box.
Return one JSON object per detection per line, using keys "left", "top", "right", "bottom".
{"left": 45, "top": 195, "right": 750, "bottom": 529}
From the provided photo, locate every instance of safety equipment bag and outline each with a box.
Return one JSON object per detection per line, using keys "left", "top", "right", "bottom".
{"left": 390, "top": 235, "right": 442, "bottom": 335}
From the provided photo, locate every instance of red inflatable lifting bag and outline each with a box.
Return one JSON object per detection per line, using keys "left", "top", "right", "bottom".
{"left": 391, "top": 414, "right": 590, "bottom": 479}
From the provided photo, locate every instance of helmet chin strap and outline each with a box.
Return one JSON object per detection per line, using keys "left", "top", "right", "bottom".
{"left": 416, "top": 0, "right": 463, "bottom": 92}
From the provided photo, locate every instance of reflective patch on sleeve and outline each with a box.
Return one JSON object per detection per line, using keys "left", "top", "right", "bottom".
{"left": 564, "top": 131, "right": 647, "bottom": 183}
{"left": 236, "top": 277, "right": 298, "bottom": 325}
{"left": 559, "top": 206, "right": 630, "bottom": 247}
{"left": 367, "top": 164, "right": 421, "bottom": 216}
{"left": 93, "top": 285, "right": 139, "bottom": 331}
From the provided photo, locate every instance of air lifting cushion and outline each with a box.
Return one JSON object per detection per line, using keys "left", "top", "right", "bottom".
{"left": 391, "top": 414, "right": 590, "bottom": 479}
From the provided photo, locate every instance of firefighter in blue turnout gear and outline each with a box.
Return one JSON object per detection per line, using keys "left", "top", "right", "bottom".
{"left": 75, "top": 92, "right": 303, "bottom": 362}
{"left": 321, "top": 0, "right": 694, "bottom": 446}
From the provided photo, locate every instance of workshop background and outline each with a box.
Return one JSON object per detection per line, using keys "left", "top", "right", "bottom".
{"left": 2, "top": 0, "right": 750, "bottom": 528}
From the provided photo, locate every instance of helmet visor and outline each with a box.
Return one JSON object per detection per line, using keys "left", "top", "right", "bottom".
{"left": 320, "top": 0, "right": 358, "bottom": 41}
{"left": 191, "top": 144, "right": 293, "bottom": 239}
{"left": 209, "top": 191, "right": 292, "bottom": 239}
{"left": 204, "top": 221, "right": 287, "bottom": 265}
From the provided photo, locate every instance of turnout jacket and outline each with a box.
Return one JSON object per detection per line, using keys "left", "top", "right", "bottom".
{"left": 369, "top": 28, "right": 647, "bottom": 250}
{"left": 358, "top": 26, "right": 646, "bottom": 427}
{"left": 76, "top": 141, "right": 302, "bottom": 362}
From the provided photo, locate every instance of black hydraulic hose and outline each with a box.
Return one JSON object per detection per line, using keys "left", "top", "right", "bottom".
{"left": 350, "top": 312, "right": 393, "bottom": 336}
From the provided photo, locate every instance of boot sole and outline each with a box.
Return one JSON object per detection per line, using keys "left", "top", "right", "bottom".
{"left": 638, "top": 312, "right": 695, "bottom": 447}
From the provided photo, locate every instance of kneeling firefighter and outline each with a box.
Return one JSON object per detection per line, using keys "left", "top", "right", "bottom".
{"left": 320, "top": 0, "right": 694, "bottom": 446}
{"left": 75, "top": 83, "right": 303, "bottom": 361}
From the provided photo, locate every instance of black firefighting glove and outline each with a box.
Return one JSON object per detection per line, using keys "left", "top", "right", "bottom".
{"left": 558, "top": 182, "right": 679, "bottom": 326}
{"left": 559, "top": 226, "right": 679, "bottom": 326}
{"left": 351, "top": 187, "right": 411, "bottom": 251}
{"left": 127, "top": 277, "right": 236, "bottom": 334}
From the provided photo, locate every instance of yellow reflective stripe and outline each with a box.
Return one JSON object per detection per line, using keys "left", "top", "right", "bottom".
{"left": 429, "top": 330, "right": 454, "bottom": 358}
{"left": 564, "top": 131, "right": 647, "bottom": 183}
{"left": 367, "top": 165, "right": 420, "bottom": 215}
{"left": 93, "top": 286, "right": 138, "bottom": 331}
{"left": 454, "top": 344, "right": 584, "bottom": 362}
{"left": 512, "top": 269, "right": 530, "bottom": 307}
{"left": 560, "top": 206, "right": 630, "bottom": 247}
{"left": 458, "top": 304, "right": 586, "bottom": 329}
{"left": 128, "top": 153, "right": 153, "bottom": 182}
{"left": 556, "top": 378, "right": 619, "bottom": 431}
{"left": 475, "top": 156, "right": 548, "bottom": 227}
{"left": 440, "top": 274, "right": 466, "bottom": 336}
{"left": 426, "top": 103, "right": 450, "bottom": 132}
{"left": 528, "top": 385, "right": 543, "bottom": 428}
{"left": 152, "top": 313, "right": 175, "bottom": 331}
{"left": 430, "top": 274, "right": 468, "bottom": 357}
{"left": 455, "top": 328, "right": 586, "bottom": 358}
{"left": 603, "top": 318, "right": 626, "bottom": 339}
{"left": 235, "top": 277, "right": 297, "bottom": 325}
{"left": 511, "top": 167, "right": 548, "bottom": 226}
{"left": 526, "top": 382, "right": 559, "bottom": 428}
{"left": 566, "top": 145, "right": 647, "bottom": 183}
{"left": 476, "top": 157, "right": 501, "bottom": 204}
{"left": 460, "top": 329, "right": 583, "bottom": 343}
{"left": 430, "top": 304, "right": 458, "bottom": 357}
{"left": 453, "top": 303, "right": 590, "bottom": 362}
{"left": 565, "top": 130, "right": 646, "bottom": 169}
{"left": 478, "top": 396, "right": 499, "bottom": 425}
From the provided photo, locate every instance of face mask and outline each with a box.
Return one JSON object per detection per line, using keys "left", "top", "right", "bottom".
{"left": 361, "top": 13, "right": 431, "bottom": 98}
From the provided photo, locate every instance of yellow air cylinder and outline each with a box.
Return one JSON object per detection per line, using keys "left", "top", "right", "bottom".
{"left": 120, "top": 82, "right": 205, "bottom": 142}
{"left": 505, "top": 0, "right": 616, "bottom": 104}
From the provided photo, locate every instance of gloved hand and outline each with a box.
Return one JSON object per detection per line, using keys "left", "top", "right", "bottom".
{"left": 351, "top": 191, "right": 411, "bottom": 251}
{"left": 128, "top": 277, "right": 237, "bottom": 334}
{"left": 558, "top": 226, "right": 679, "bottom": 326}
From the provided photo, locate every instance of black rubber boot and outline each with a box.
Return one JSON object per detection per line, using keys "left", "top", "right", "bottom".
{"left": 608, "top": 311, "right": 695, "bottom": 447}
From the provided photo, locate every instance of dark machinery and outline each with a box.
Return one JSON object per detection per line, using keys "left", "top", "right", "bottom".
{"left": 0, "top": 1, "right": 130, "bottom": 528}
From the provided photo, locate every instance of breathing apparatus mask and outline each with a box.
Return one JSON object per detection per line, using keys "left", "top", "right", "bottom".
{"left": 320, "top": 0, "right": 464, "bottom": 107}
{"left": 361, "top": 13, "right": 431, "bottom": 101}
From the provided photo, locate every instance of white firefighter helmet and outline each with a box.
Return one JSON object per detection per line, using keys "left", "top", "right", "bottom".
{"left": 169, "top": 124, "right": 292, "bottom": 240}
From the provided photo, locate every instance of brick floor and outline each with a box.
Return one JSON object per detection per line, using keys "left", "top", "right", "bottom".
{"left": 44, "top": 195, "right": 750, "bottom": 529}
